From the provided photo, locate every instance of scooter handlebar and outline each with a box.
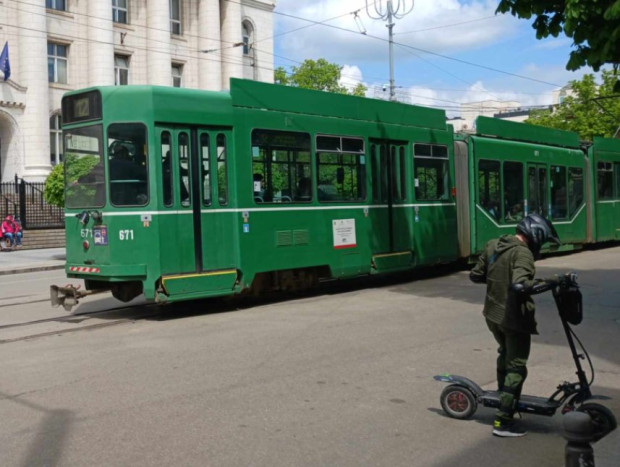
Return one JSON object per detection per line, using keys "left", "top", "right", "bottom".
{"left": 511, "top": 272, "right": 579, "bottom": 296}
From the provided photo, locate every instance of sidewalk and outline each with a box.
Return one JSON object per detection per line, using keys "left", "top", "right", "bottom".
{"left": 0, "top": 247, "right": 65, "bottom": 275}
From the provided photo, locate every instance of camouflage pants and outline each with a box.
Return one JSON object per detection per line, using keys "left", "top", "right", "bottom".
{"left": 486, "top": 319, "right": 531, "bottom": 422}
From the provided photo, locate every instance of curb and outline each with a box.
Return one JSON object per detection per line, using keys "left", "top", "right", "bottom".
{"left": 0, "top": 264, "right": 65, "bottom": 276}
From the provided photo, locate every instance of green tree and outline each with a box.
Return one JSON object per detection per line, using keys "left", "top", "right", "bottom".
{"left": 44, "top": 163, "right": 66, "bottom": 207}
{"left": 274, "top": 59, "right": 367, "bottom": 97}
{"left": 526, "top": 70, "right": 620, "bottom": 141}
{"left": 496, "top": 0, "right": 620, "bottom": 78}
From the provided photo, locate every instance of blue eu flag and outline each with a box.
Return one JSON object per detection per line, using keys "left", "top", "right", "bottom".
{"left": 0, "top": 42, "right": 10, "bottom": 81}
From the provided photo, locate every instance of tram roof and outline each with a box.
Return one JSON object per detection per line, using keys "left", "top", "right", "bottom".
{"left": 473, "top": 116, "right": 581, "bottom": 149}
{"left": 229, "top": 78, "right": 448, "bottom": 131}
{"left": 65, "top": 81, "right": 449, "bottom": 131}
{"left": 592, "top": 135, "right": 620, "bottom": 153}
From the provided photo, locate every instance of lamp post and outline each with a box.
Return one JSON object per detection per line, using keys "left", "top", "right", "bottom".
{"left": 365, "top": 1, "right": 414, "bottom": 101}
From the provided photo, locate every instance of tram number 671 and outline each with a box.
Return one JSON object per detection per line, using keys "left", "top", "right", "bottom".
{"left": 119, "top": 229, "right": 135, "bottom": 241}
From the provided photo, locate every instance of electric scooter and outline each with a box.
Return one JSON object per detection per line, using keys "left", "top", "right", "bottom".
{"left": 434, "top": 273, "right": 617, "bottom": 441}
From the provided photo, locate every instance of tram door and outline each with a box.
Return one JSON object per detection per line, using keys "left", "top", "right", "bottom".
{"left": 157, "top": 127, "right": 197, "bottom": 274}
{"left": 527, "top": 163, "right": 548, "bottom": 217}
{"left": 369, "top": 140, "right": 408, "bottom": 254}
{"left": 156, "top": 126, "right": 233, "bottom": 275}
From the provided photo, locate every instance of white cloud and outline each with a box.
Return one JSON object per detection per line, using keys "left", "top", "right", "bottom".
{"left": 273, "top": 1, "right": 592, "bottom": 114}
{"left": 339, "top": 64, "right": 364, "bottom": 90}
{"left": 274, "top": 0, "right": 519, "bottom": 65}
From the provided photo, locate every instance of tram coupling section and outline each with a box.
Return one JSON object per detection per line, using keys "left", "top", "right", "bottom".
{"left": 50, "top": 284, "right": 105, "bottom": 311}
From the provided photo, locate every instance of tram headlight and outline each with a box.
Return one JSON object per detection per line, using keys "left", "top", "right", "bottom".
{"left": 83, "top": 240, "right": 90, "bottom": 250}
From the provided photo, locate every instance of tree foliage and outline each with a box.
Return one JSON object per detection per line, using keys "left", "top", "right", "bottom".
{"left": 275, "top": 59, "right": 367, "bottom": 97}
{"left": 44, "top": 163, "right": 65, "bottom": 207}
{"left": 496, "top": 0, "right": 620, "bottom": 76}
{"left": 526, "top": 70, "right": 620, "bottom": 141}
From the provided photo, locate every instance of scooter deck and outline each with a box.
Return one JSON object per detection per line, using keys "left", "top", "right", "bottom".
{"left": 480, "top": 391, "right": 560, "bottom": 416}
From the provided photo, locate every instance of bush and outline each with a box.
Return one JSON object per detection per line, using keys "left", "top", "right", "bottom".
{"left": 44, "top": 163, "right": 65, "bottom": 207}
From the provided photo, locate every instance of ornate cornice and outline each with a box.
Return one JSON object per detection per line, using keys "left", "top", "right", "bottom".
{"left": 241, "top": 0, "right": 275, "bottom": 12}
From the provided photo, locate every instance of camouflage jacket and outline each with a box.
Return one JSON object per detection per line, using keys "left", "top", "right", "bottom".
{"left": 470, "top": 235, "right": 538, "bottom": 334}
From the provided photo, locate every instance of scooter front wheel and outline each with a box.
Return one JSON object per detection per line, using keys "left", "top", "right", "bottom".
{"left": 576, "top": 402, "right": 617, "bottom": 441}
{"left": 440, "top": 385, "right": 478, "bottom": 419}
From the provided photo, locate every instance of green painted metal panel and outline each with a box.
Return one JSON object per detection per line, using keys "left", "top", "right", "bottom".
{"left": 372, "top": 251, "right": 413, "bottom": 271}
{"left": 475, "top": 116, "right": 581, "bottom": 148}
{"left": 592, "top": 136, "right": 620, "bottom": 153}
{"left": 230, "top": 78, "right": 448, "bottom": 131}
{"left": 591, "top": 137, "right": 620, "bottom": 242}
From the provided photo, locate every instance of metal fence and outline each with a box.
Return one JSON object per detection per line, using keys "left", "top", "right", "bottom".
{"left": 0, "top": 176, "right": 64, "bottom": 229}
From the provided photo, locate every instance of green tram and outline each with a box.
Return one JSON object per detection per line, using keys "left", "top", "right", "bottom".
{"left": 52, "top": 79, "right": 620, "bottom": 310}
{"left": 54, "top": 79, "right": 457, "bottom": 308}
{"left": 589, "top": 136, "right": 620, "bottom": 242}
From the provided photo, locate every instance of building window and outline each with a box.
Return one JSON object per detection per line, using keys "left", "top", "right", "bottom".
{"left": 242, "top": 21, "right": 253, "bottom": 55}
{"left": 114, "top": 55, "right": 129, "bottom": 85}
{"left": 170, "top": 0, "right": 181, "bottom": 35}
{"left": 112, "top": 0, "right": 128, "bottom": 24}
{"left": 46, "top": 0, "right": 66, "bottom": 11}
{"left": 49, "top": 113, "right": 63, "bottom": 166}
{"left": 48, "top": 43, "right": 68, "bottom": 84}
{"left": 172, "top": 64, "right": 182, "bottom": 87}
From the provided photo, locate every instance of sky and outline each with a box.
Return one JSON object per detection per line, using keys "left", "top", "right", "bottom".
{"left": 271, "top": 0, "right": 598, "bottom": 117}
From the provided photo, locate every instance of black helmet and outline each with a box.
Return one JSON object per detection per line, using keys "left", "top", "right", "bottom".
{"left": 516, "top": 213, "right": 560, "bottom": 257}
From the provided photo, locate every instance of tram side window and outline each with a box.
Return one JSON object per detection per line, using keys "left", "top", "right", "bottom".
{"left": 200, "top": 133, "right": 211, "bottom": 206}
{"left": 161, "top": 132, "right": 173, "bottom": 207}
{"left": 597, "top": 162, "right": 613, "bottom": 200}
{"left": 399, "top": 146, "right": 406, "bottom": 202}
{"left": 217, "top": 134, "right": 228, "bottom": 205}
{"left": 108, "top": 123, "right": 148, "bottom": 206}
{"left": 503, "top": 162, "right": 524, "bottom": 222}
{"left": 316, "top": 135, "right": 365, "bottom": 202}
{"left": 568, "top": 167, "right": 584, "bottom": 217}
{"left": 477, "top": 159, "right": 500, "bottom": 219}
{"left": 414, "top": 144, "right": 449, "bottom": 201}
{"left": 251, "top": 129, "right": 311, "bottom": 203}
{"left": 178, "top": 132, "right": 190, "bottom": 206}
{"left": 551, "top": 165, "right": 567, "bottom": 220}
{"left": 370, "top": 144, "right": 379, "bottom": 202}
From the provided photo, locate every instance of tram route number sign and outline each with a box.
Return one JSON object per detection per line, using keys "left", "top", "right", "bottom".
{"left": 333, "top": 218, "right": 356, "bottom": 249}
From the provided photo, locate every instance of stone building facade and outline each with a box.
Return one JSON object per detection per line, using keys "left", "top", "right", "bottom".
{"left": 0, "top": 0, "right": 275, "bottom": 182}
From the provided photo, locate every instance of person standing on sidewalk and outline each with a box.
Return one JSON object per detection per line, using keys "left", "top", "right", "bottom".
{"left": 469, "top": 213, "right": 560, "bottom": 437}
{"left": 1, "top": 215, "right": 23, "bottom": 248}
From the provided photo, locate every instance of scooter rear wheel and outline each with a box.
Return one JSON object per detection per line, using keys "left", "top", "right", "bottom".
{"left": 440, "top": 385, "right": 477, "bottom": 419}
{"left": 577, "top": 402, "right": 617, "bottom": 441}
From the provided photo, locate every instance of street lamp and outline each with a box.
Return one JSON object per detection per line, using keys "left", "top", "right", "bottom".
{"left": 366, "top": 1, "right": 414, "bottom": 101}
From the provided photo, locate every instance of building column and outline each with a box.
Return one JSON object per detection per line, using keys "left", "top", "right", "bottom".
{"left": 18, "top": 0, "right": 50, "bottom": 182}
{"left": 220, "top": 0, "right": 243, "bottom": 89}
{"left": 198, "top": 0, "right": 222, "bottom": 90}
{"left": 88, "top": 0, "right": 114, "bottom": 85}
{"left": 147, "top": 0, "right": 172, "bottom": 86}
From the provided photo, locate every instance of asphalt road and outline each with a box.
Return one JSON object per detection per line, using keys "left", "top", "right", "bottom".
{"left": 1, "top": 247, "right": 619, "bottom": 466}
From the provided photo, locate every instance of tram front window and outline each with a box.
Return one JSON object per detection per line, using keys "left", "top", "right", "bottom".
{"left": 64, "top": 125, "right": 105, "bottom": 208}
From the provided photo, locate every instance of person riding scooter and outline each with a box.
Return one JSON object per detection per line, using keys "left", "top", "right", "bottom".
{"left": 469, "top": 213, "right": 560, "bottom": 437}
